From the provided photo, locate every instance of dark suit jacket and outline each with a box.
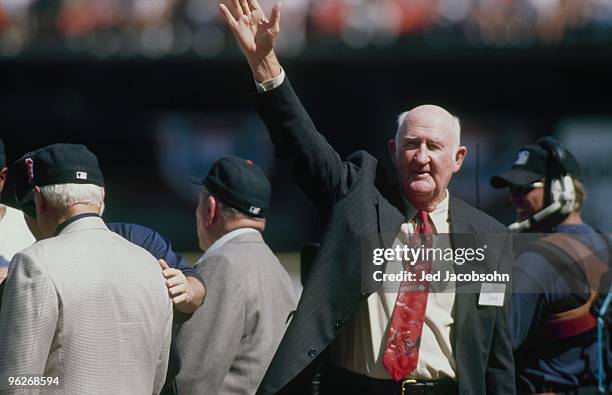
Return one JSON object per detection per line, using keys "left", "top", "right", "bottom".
{"left": 251, "top": 78, "right": 515, "bottom": 395}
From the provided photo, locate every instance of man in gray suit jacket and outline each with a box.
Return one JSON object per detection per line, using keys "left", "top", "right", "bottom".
{"left": 0, "top": 144, "right": 173, "bottom": 394}
{"left": 175, "top": 156, "right": 297, "bottom": 395}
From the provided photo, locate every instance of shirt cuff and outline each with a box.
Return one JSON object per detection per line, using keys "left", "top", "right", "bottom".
{"left": 255, "top": 68, "right": 285, "bottom": 93}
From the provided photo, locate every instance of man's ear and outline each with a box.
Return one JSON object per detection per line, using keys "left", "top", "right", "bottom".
{"left": 388, "top": 139, "right": 397, "bottom": 166}
{"left": 34, "top": 186, "right": 46, "bottom": 216}
{"left": 206, "top": 195, "right": 219, "bottom": 227}
{"left": 453, "top": 146, "right": 468, "bottom": 173}
{"left": 98, "top": 188, "right": 106, "bottom": 215}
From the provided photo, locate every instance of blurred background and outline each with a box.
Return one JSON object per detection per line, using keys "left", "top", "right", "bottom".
{"left": 1, "top": 0, "right": 611, "bottom": 259}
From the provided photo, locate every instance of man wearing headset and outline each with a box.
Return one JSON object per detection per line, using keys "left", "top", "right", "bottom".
{"left": 491, "top": 137, "right": 611, "bottom": 394}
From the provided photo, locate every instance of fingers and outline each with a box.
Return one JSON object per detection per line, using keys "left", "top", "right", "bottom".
{"left": 231, "top": 0, "right": 243, "bottom": 18}
{"left": 247, "top": 0, "right": 261, "bottom": 12}
{"left": 221, "top": 0, "right": 242, "bottom": 21}
{"left": 219, "top": 3, "right": 237, "bottom": 27}
{"left": 168, "top": 282, "right": 187, "bottom": 297}
{"left": 269, "top": 2, "right": 281, "bottom": 32}
{"left": 158, "top": 259, "right": 169, "bottom": 270}
{"left": 162, "top": 269, "right": 190, "bottom": 303}
{"left": 164, "top": 271, "right": 185, "bottom": 287}
{"left": 247, "top": 0, "right": 267, "bottom": 22}
{"left": 172, "top": 293, "right": 190, "bottom": 305}
{"left": 240, "top": 0, "right": 251, "bottom": 18}
{"left": 161, "top": 268, "right": 178, "bottom": 279}
{"left": 157, "top": 260, "right": 195, "bottom": 308}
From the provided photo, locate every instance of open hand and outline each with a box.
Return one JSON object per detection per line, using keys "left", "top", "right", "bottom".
{"left": 219, "top": 0, "right": 282, "bottom": 82}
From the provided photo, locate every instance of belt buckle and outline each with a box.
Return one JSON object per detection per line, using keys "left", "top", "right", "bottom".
{"left": 401, "top": 379, "right": 417, "bottom": 395}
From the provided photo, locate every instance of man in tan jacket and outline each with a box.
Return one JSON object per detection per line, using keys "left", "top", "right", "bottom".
{"left": 0, "top": 143, "right": 173, "bottom": 394}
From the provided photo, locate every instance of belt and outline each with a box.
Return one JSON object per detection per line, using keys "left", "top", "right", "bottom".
{"left": 321, "top": 365, "right": 458, "bottom": 395}
{"left": 534, "top": 385, "right": 600, "bottom": 395}
{"left": 401, "top": 379, "right": 455, "bottom": 395}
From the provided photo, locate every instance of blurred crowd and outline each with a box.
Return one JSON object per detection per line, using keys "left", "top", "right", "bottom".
{"left": 1, "top": 0, "right": 612, "bottom": 58}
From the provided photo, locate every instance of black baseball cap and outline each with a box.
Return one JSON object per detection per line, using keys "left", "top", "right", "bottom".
{"left": 0, "top": 138, "right": 5, "bottom": 168}
{"left": 490, "top": 144, "right": 582, "bottom": 189}
{"left": 32, "top": 143, "right": 105, "bottom": 187}
{"left": 190, "top": 156, "right": 271, "bottom": 218}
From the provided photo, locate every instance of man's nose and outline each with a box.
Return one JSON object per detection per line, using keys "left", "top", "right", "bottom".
{"left": 414, "top": 144, "right": 429, "bottom": 164}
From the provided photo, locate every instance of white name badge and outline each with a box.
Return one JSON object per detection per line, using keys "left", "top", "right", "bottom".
{"left": 478, "top": 283, "right": 506, "bottom": 307}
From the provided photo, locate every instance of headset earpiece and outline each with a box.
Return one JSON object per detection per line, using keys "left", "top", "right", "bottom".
{"left": 549, "top": 175, "right": 575, "bottom": 214}
{"left": 560, "top": 175, "right": 576, "bottom": 214}
{"left": 537, "top": 136, "right": 576, "bottom": 218}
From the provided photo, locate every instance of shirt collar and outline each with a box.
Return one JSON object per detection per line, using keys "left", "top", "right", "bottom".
{"left": 428, "top": 191, "right": 450, "bottom": 234}
{"left": 202, "top": 227, "right": 259, "bottom": 260}
{"left": 405, "top": 190, "right": 450, "bottom": 234}
{"left": 54, "top": 212, "right": 101, "bottom": 236}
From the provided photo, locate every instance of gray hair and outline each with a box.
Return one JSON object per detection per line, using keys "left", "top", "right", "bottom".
{"left": 395, "top": 111, "right": 462, "bottom": 151}
{"left": 39, "top": 183, "right": 104, "bottom": 210}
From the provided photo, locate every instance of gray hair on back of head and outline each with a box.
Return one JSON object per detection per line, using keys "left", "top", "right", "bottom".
{"left": 39, "top": 183, "right": 104, "bottom": 210}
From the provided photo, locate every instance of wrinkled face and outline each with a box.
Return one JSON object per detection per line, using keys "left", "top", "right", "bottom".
{"left": 510, "top": 182, "right": 545, "bottom": 222}
{"left": 389, "top": 106, "right": 466, "bottom": 207}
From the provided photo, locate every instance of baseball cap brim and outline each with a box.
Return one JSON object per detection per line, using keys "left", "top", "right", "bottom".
{"left": 188, "top": 175, "right": 205, "bottom": 185}
{"left": 490, "top": 168, "right": 542, "bottom": 189}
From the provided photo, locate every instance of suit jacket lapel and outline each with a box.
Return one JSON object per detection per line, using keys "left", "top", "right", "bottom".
{"left": 375, "top": 194, "right": 408, "bottom": 249}
{"left": 370, "top": 175, "right": 412, "bottom": 295}
{"left": 358, "top": 193, "right": 405, "bottom": 296}
{"left": 374, "top": 170, "right": 413, "bottom": 250}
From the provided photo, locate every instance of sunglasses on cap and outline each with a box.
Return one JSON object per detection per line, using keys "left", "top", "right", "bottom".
{"left": 509, "top": 181, "right": 545, "bottom": 194}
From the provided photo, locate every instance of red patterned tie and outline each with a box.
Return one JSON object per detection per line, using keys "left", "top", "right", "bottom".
{"left": 383, "top": 210, "right": 434, "bottom": 381}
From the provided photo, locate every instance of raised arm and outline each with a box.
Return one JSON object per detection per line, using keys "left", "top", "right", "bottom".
{"left": 219, "top": 1, "right": 362, "bottom": 211}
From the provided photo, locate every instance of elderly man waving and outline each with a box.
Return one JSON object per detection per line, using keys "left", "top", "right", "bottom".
{"left": 219, "top": 1, "right": 515, "bottom": 394}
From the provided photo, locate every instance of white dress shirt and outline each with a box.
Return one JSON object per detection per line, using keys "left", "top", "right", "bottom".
{"left": 331, "top": 192, "right": 456, "bottom": 380}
